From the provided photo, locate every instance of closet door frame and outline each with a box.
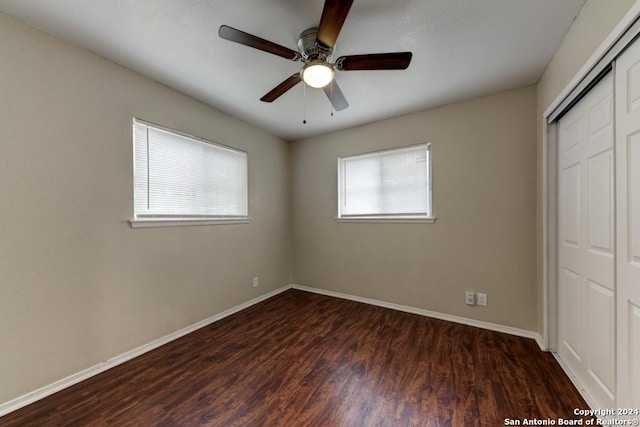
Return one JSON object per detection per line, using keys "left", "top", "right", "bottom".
{"left": 542, "top": 3, "right": 640, "bottom": 408}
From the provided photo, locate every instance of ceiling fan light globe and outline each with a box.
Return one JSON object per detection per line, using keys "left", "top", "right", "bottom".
{"left": 302, "top": 61, "right": 334, "bottom": 88}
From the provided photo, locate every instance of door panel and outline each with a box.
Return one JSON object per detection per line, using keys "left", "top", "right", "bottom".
{"left": 615, "top": 36, "right": 640, "bottom": 410}
{"left": 560, "top": 267, "right": 582, "bottom": 362}
{"left": 630, "top": 134, "right": 640, "bottom": 263}
{"left": 586, "top": 280, "right": 615, "bottom": 397}
{"left": 587, "top": 151, "right": 613, "bottom": 254}
{"left": 562, "top": 163, "right": 581, "bottom": 247}
{"left": 631, "top": 305, "right": 640, "bottom": 406}
{"left": 558, "top": 72, "right": 615, "bottom": 409}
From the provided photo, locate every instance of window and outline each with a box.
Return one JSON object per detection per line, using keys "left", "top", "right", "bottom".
{"left": 131, "top": 119, "right": 248, "bottom": 227}
{"left": 338, "top": 143, "right": 433, "bottom": 222}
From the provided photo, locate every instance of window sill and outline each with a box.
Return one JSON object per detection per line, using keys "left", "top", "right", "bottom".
{"left": 336, "top": 217, "right": 436, "bottom": 224}
{"left": 130, "top": 218, "right": 251, "bottom": 228}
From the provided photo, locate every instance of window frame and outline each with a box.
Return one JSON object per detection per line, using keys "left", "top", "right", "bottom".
{"left": 336, "top": 143, "right": 435, "bottom": 223}
{"left": 130, "top": 118, "right": 250, "bottom": 228}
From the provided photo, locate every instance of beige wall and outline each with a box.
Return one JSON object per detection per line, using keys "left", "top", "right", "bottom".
{"left": 291, "top": 86, "right": 537, "bottom": 331}
{"left": 537, "top": 0, "right": 637, "bottom": 112}
{"left": 536, "top": 0, "right": 637, "bottom": 333}
{"left": 0, "top": 12, "right": 291, "bottom": 404}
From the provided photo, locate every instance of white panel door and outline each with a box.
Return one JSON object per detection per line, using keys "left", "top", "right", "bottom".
{"left": 558, "top": 72, "right": 615, "bottom": 409}
{"left": 615, "top": 37, "right": 640, "bottom": 410}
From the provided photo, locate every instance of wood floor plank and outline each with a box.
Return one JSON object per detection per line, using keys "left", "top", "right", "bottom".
{"left": 0, "top": 289, "right": 593, "bottom": 426}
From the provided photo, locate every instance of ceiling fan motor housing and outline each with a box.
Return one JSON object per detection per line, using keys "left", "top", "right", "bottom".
{"left": 297, "top": 27, "right": 332, "bottom": 62}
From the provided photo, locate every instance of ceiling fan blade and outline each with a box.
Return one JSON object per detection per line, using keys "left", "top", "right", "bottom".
{"left": 322, "top": 80, "right": 349, "bottom": 111}
{"left": 260, "top": 74, "right": 302, "bottom": 102}
{"left": 316, "top": 0, "right": 354, "bottom": 49}
{"left": 219, "top": 25, "right": 300, "bottom": 61}
{"left": 336, "top": 52, "right": 413, "bottom": 71}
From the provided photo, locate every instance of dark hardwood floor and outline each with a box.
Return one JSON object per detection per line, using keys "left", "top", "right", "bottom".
{"left": 1, "top": 289, "right": 592, "bottom": 426}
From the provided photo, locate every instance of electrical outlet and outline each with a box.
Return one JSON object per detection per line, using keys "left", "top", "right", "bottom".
{"left": 477, "top": 293, "right": 488, "bottom": 306}
{"left": 465, "top": 291, "right": 475, "bottom": 306}
{"left": 252, "top": 277, "right": 259, "bottom": 287}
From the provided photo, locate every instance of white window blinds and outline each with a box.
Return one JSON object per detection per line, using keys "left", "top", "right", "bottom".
{"left": 133, "top": 120, "right": 248, "bottom": 219}
{"left": 338, "top": 144, "right": 431, "bottom": 218}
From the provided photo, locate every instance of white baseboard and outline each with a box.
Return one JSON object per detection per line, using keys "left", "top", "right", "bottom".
{"left": 1, "top": 283, "right": 545, "bottom": 417}
{"left": 291, "top": 284, "right": 544, "bottom": 348}
{"left": 0, "top": 285, "right": 291, "bottom": 418}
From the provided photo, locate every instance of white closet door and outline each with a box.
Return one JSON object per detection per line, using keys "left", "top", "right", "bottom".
{"left": 558, "top": 72, "right": 615, "bottom": 409}
{"left": 615, "top": 37, "right": 640, "bottom": 410}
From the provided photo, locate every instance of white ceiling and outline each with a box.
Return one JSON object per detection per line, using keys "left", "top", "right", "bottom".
{"left": 0, "top": 0, "right": 585, "bottom": 141}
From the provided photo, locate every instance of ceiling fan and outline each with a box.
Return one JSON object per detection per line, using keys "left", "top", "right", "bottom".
{"left": 218, "top": 0, "right": 412, "bottom": 112}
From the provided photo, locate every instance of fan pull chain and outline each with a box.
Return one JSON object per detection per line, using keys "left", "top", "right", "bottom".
{"left": 302, "top": 82, "right": 307, "bottom": 124}
{"left": 329, "top": 81, "right": 334, "bottom": 117}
